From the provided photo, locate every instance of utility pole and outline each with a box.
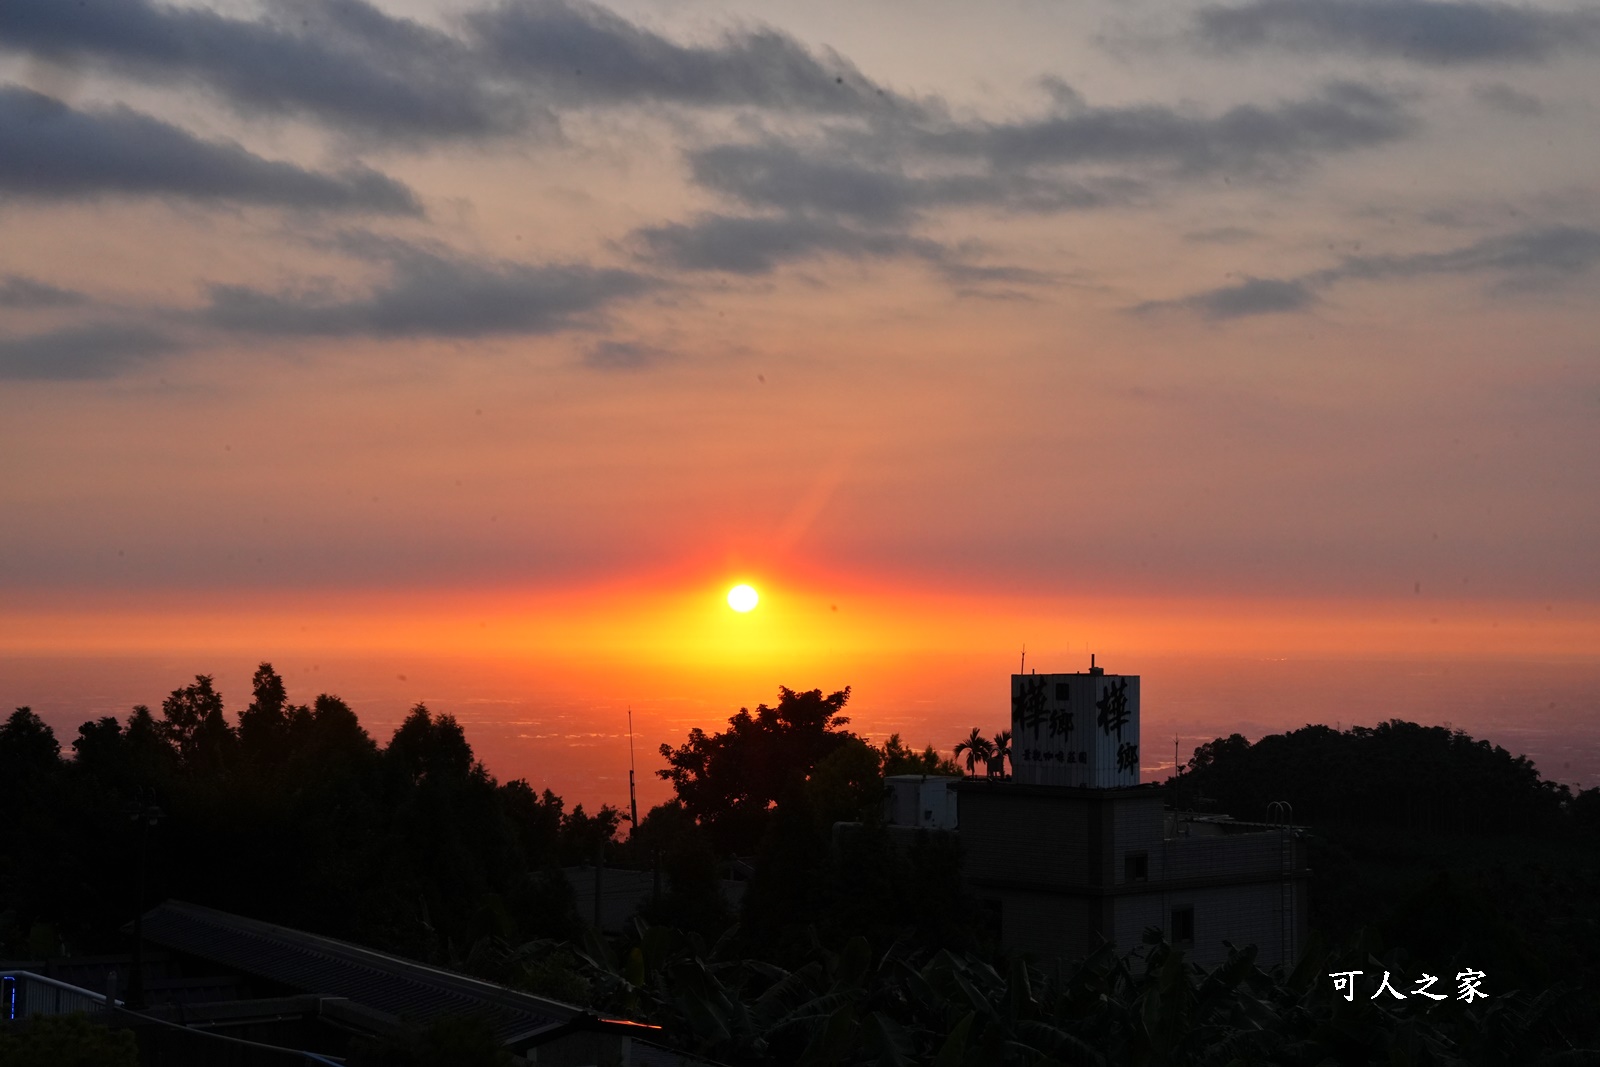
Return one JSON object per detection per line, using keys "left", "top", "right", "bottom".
{"left": 627, "top": 706, "right": 639, "bottom": 831}
{"left": 126, "top": 799, "right": 163, "bottom": 1010}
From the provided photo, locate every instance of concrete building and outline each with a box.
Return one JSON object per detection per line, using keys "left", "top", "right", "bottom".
{"left": 895, "top": 661, "right": 1309, "bottom": 968}
{"left": 884, "top": 774, "right": 960, "bottom": 831}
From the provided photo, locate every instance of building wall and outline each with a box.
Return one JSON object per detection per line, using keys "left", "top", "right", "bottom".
{"left": 1112, "top": 792, "right": 1167, "bottom": 884}
{"left": 883, "top": 776, "right": 959, "bottom": 830}
{"left": 978, "top": 889, "right": 1104, "bottom": 962}
{"left": 958, "top": 787, "right": 1093, "bottom": 886}
{"left": 1163, "top": 831, "right": 1298, "bottom": 882}
{"left": 1128, "top": 880, "right": 1304, "bottom": 969}
{"left": 957, "top": 783, "right": 1307, "bottom": 970}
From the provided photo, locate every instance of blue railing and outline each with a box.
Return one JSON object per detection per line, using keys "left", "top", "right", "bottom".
{"left": 0, "top": 971, "right": 117, "bottom": 1020}
{"left": 1, "top": 971, "right": 344, "bottom": 1064}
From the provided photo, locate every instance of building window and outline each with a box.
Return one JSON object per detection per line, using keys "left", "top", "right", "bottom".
{"left": 1125, "top": 852, "right": 1148, "bottom": 883}
{"left": 1172, "top": 906, "right": 1194, "bottom": 945}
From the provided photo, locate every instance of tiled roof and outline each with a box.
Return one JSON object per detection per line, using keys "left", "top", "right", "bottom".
{"left": 135, "top": 901, "right": 576, "bottom": 1044}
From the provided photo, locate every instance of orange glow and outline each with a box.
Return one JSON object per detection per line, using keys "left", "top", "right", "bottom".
{"left": 4, "top": 577, "right": 1599, "bottom": 665}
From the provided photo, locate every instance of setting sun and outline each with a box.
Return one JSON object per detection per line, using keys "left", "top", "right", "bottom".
{"left": 727, "top": 584, "right": 759, "bottom": 612}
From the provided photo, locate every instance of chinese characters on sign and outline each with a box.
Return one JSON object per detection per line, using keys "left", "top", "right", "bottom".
{"left": 1016, "top": 677, "right": 1075, "bottom": 739}
{"left": 1328, "top": 969, "right": 1489, "bottom": 1003}
{"left": 1096, "top": 678, "right": 1130, "bottom": 739}
{"left": 1018, "top": 748, "right": 1089, "bottom": 763}
{"left": 1014, "top": 676, "right": 1048, "bottom": 733}
{"left": 1009, "top": 671, "right": 1139, "bottom": 787}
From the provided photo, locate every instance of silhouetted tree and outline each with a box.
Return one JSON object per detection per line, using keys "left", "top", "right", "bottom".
{"left": 952, "top": 727, "right": 993, "bottom": 775}
{"left": 991, "top": 729, "right": 1012, "bottom": 774}
{"left": 160, "top": 674, "right": 235, "bottom": 769}
{"left": 657, "top": 686, "right": 854, "bottom": 855}
{"left": 237, "top": 661, "right": 290, "bottom": 763}
{"left": 388, "top": 703, "right": 478, "bottom": 785}
{"left": 1172, "top": 720, "right": 1569, "bottom": 833}
{"left": 1, "top": 707, "right": 59, "bottom": 775}
{"left": 879, "top": 733, "right": 962, "bottom": 777}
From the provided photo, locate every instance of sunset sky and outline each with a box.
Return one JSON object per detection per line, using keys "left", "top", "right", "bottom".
{"left": 3, "top": 0, "right": 1598, "bottom": 790}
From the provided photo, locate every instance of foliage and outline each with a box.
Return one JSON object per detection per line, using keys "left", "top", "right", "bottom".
{"left": 1169, "top": 719, "right": 1570, "bottom": 833}
{"left": 991, "top": 729, "right": 1012, "bottom": 774}
{"left": 0, "top": 1013, "right": 139, "bottom": 1067}
{"left": 0, "top": 708, "right": 60, "bottom": 774}
{"left": 0, "top": 665, "right": 621, "bottom": 965}
{"left": 952, "top": 727, "right": 994, "bottom": 775}
{"left": 1168, "top": 718, "right": 1600, "bottom": 1042}
{"left": 657, "top": 686, "right": 855, "bottom": 855}
{"left": 879, "top": 733, "right": 963, "bottom": 777}
{"left": 553, "top": 919, "right": 1597, "bottom": 1066}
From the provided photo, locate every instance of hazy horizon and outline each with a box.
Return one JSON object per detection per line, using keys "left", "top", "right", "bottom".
{"left": 9, "top": 652, "right": 1597, "bottom": 817}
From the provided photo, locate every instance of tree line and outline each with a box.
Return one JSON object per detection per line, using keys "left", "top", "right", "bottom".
{"left": 6, "top": 670, "right": 1600, "bottom": 1063}
{"left": 0, "top": 664, "right": 621, "bottom": 963}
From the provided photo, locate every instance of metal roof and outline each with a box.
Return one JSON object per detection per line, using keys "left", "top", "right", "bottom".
{"left": 134, "top": 901, "right": 577, "bottom": 1044}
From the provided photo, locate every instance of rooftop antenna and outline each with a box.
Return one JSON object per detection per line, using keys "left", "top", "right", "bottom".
{"left": 627, "top": 706, "right": 640, "bottom": 829}
{"left": 1019, "top": 645, "right": 1025, "bottom": 674}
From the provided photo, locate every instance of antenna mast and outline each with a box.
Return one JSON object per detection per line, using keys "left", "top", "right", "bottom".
{"left": 1019, "top": 644, "right": 1025, "bottom": 674}
{"left": 628, "top": 706, "right": 640, "bottom": 829}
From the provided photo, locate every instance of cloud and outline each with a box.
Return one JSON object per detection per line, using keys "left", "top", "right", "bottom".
{"left": 0, "top": 86, "right": 420, "bottom": 212}
{"left": 1470, "top": 82, "right": 1543, "bottom": 115}
{"left": 200, "top": 242, "right": 650, "bottom": 338}
{"left": 632, "top": 208, "right": 1049, "bottom": 297}
{"left": 0, "top": 323, "right": 176, "bottom": 379}
{"left": 634, "top": 212, "right": 944, "bottom": 274}
{"left": 1141, "top": 276, "right": 1317, "bottom": 319}
{"left": 688, "top": 142, "right": 924, "bottom": 226}
{"left": 466, "top": 0, "right": 917, "bottom": 116}
{"left": 1184, "top": 226, "right": 1260, "bottom": 244}
{"left": 1196, "top": 0, "right": 1600, "bottom": 64}
{"left": 1323, "top": 225, "right": 1600, "bottom": 288}
{"left": 652, "top": 83, "right": 1408, "bottom": 289}
{"left": 669, "top": 83, "right": 1407, "bottom": 254}
{"left": 584, "top": 339, "right": 672, "bottom": 370}
{"left": 0, "top": 275, "right": 86, "bottom": 308}
{"left": 918, "top": 82, "right": 1411, "bottom": 176}
{"left": 1139, "top": 225, "right": 1600, "bottom": 318}
{"left": 0, "top": 0, "right": 531, "bottom": 140}
{"left": 686, "top": 139, "right": 1130, "bottom": 225}
{"left": 0, "top": 0, "right": 914, "bottom": 141}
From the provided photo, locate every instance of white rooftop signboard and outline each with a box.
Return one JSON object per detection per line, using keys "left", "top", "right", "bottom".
{"left": 1010, "top": 668, "right": 1140, "bottom": 788}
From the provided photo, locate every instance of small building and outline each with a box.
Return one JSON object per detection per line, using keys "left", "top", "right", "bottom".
{"left": 951, "top": 663, "right": 1309, "bottom": 968}
{"left": 883, "top": 774, "right": 960, "bottom": 831}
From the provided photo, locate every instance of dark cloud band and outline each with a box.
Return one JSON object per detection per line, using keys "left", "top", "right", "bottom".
{"left": 0, "top": 0, "right": 530, "bottom": 139}
{"left": 0, "top": 86, "right": 419, "bottom": 212}
{"left": 0, "top": 275, "right": 87, "bottom": 308}
{"left": 1197, "top": 0, "right": 1600, "bottom": 64}
{"left": 201, "top": 243, "right": 650, "bottom": 338}
{"left": 1137, "top": 225, "right": 1600, "bottom": 318}
{"left": 0, "top": 323, "right": 176, "bottom": 380}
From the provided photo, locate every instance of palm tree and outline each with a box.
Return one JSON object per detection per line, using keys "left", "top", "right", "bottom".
{"left": 991, "top": 730, "right": 1012, "bottom": 775}
{"left": 953, "top": 728, "right": 994, "bottom": 775}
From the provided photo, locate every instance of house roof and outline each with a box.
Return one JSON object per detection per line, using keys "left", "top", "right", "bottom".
{"left": 133, "top": 901, "right": 577, "bottom": 1045}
